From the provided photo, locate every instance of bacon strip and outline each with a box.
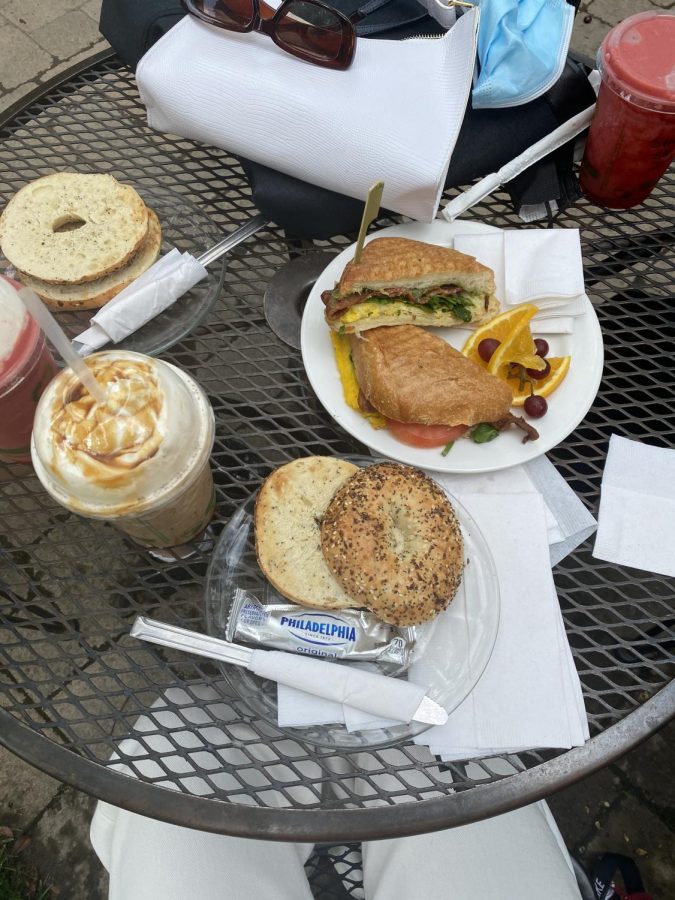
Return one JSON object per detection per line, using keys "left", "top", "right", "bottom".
{"left": 322, "top": 284, "right": 463, "bottom": 321}
{"left": 491, "top": 413, "right": 540, "bottom": 443}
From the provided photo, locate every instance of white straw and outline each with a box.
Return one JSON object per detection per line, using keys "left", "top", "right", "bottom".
{"left": 442, "top": 104, "right": 596, "bottom": 222}
{"left": 18, "top": 287, "right": 107, "bottom": 404}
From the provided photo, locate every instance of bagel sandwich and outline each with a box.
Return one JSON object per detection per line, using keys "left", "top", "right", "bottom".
{"left": 322, "top": 237, "right": 499, "bottom": 334}
{"left": 344, "top": 325, "right": 539, "bottom": 444}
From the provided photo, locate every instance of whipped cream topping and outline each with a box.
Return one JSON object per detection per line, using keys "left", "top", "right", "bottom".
{"left": 31, "top": 351, "right": 214, "bottom": 516}
{"left": 0, "top": 279, "right": 28, "bottom": 371}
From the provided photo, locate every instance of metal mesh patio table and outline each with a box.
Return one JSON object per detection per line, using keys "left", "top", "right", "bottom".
{"left": 0, "top": 52, "right": 673, "bottom": 856}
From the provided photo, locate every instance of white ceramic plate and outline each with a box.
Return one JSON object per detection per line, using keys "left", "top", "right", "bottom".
{"left": 300, "top": 219, "right": 604, "bottom": 474}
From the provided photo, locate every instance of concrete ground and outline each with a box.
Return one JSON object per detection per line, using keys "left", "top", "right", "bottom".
{"left": 0, "top": 1, "right": 673, "bottom": 898}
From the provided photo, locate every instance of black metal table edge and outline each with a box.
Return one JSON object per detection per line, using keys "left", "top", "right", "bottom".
{"left": 0, "top": 682, "right": 672, "bottom": 841}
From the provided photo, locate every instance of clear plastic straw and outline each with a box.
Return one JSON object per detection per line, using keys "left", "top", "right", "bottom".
{"left": 18, "top": 287, "right": 107, "bottom": 404}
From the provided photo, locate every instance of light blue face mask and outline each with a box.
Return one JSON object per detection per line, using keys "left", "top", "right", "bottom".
{"left": 469, "top": 0, "right": 575, "bottom": 108}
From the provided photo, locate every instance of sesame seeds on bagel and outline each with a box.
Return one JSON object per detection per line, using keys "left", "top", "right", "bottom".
{"left": 320, "top": 462, "right": 464, "bottom": 626}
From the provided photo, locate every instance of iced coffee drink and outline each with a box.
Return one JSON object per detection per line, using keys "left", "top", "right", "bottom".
{"left": 31, "top": 350, "right": 216, "bottom": 548}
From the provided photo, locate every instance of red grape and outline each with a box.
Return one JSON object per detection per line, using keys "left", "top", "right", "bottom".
{"left": 534, "top": 338, "right": 549, "bottom": 358}
{"left": 478, "top": 338, "right": 500, "bottom": 362}
{"left": 526, "top": 359, "right": 551, "bottom": 380}
{"left": 524, "top": 395, "right": 548, "bottom": 418}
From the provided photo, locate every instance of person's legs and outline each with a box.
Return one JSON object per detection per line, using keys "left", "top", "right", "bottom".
{"left": 363, "top": 801, "right": 581, "bottom": 900}
{"left": 91, "top": 801, "right": 315, "bottom": 900}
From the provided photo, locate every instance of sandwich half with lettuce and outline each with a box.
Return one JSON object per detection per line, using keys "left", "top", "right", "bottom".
{"left": 322, "top": 237, "right": 500, "bottom": 334}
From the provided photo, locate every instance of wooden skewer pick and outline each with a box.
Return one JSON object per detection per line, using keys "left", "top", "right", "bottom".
{"left": 354, "top": 180, "right": 384, "bottom": 264}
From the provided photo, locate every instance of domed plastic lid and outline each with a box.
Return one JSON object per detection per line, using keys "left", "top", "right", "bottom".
{"left": 600, "top": 12, "right": 675, "bottom": 113}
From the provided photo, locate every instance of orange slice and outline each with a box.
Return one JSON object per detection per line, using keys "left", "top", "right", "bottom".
{"left": 508, "top": 356, "right": 571, "bottom": 407}
{"left": 487, "top": 318, "right": 547, "bottom": 378}
{"left": 462, "top": 303, "right": 540, "bottom": 367}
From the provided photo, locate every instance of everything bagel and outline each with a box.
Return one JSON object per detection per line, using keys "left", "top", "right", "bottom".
{"left": 0, "top": 172, "right": 149, "bottom": 285}
{"left": 321, "top": 462, "right": 464, "bottom": 626}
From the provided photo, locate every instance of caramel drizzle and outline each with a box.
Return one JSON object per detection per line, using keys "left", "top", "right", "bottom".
{"left": 49, "top": 359, "right": 164, "bottom": 488}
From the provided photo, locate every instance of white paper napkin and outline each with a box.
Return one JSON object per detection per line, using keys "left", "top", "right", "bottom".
{"left": 436, "top": 455, "right": 597, "bottom": 567}
{"left": 593, "top": 435, "right": 675, "bottom": 579}
{"left": 74, "top": 249, "right": 207, "bottom": 355}
{"left": 278, "top": 460, "right": 593, "bottom": 748}
{"left": 415, "top": 493, "right": 588, "bottom": 760}
{"left": 135, "top": 9, "right": 479, "bottom": 223}
{"left": 277, "top": 684, "right": 401, "bottom": 732}
{"left": 453, "top": 229, "right": 587, "bottom": 331}
{"left": 502, "top": 230, "right": 585, "bottom": 309}
{"left": 251, "top": 649, "right": 427, "bottom": 723}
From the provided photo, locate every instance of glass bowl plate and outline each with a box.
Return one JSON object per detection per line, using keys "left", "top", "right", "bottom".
{"left": 37, "top": 183, "right": 225, "bottom": 357}
{"left": 205, "top": 456, "right": 500, "bottom": 750}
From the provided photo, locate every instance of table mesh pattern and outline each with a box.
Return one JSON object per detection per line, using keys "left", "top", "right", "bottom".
{"left": 0, "top": 58, "right": 673, "bottom": 824}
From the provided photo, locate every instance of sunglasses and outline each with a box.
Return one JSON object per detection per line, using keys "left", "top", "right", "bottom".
{"left": 182, "top": 0, "right": 392, "bottom": 70}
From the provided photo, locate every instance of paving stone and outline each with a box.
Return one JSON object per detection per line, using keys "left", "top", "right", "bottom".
{"left": 548, "top": 766, "right": 621, "bottom": 853}
{"left": 614, "top": 719, "right": 675, "bottom": 816}
{"left": 18, "top": 786, "right": 108, "bottom": 900}
{"left": 80, "top": 0, "right": 103, "bottom": 26}
{"left": 579, "top": 791, "right": 675, "bottom": 899}
{"left": 0, "top": 37, "right": 110, "bottom": 114}
{"left": 0, "top": 744, "right": 60, "bottom": 832}
{"left": 2, "top": 0, "right": 83, "bottom": 34}
{"left": 0, "top": 79, "right": 39, "bottom": 114}
{"left": 31, "top": 9, "right": 101, "bottom": 59}
{"left": 587, "top": 0, "right": 671, "bottom": 26}
{"left": 570, "top": 13, "right": 612, "bottom": 59}
{"left": 0, "top": 24, "right": 52, "bottom": 91}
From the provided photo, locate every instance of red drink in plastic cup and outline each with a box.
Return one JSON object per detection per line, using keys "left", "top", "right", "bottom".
{"left": 579, "top": 12, "right": 675, "bottom": 209}
{"left": 0, "top": 278, "right": 58, "bottom": 464}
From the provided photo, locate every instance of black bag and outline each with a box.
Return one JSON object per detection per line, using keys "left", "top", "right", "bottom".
{"left": 100, "top": 0, "right": 594, "bottom": 238}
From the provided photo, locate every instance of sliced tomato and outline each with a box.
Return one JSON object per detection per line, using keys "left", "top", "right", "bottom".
{"left": 386, "top": 420, "right": 468, "bottom": 448}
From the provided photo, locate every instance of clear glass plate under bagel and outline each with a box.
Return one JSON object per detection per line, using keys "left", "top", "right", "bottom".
{"left": 204, "top": 456, "right": 500, "bottom": 751}
{"left": 5, "top": 181, "right": 225, "bottom": 358}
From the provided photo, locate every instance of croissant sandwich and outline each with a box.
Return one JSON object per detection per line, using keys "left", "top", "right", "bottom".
{"left": 346, "top": 326, "right": 539, "bottom": 443}
{"left": 322, "top": 237, "right": 499, "bottom": 334}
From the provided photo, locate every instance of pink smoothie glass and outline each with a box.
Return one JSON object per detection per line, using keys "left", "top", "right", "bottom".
{"left": 0, "top": 277, "right": 58, "bottom": 464}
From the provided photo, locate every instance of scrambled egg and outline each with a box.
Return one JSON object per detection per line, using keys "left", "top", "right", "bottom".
{"left": 330, "top": 332, "right": 386, "bottom": 429}
{"left": 340, "top": 300, "right": 473, "bottom": 326}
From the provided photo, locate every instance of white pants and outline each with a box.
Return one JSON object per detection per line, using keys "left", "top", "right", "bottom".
{"left": 91, "top": 798, "right": 582, "bottom": 900}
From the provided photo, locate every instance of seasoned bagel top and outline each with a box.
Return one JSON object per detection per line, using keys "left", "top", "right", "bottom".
{"left": 321, "top": 462, "right": 464, "bottom": 626}
{"left": 0, "top": 173, "right": 149, "bottom": 284}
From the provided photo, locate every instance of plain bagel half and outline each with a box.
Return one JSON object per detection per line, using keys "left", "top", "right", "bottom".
{"left": 0, "top": 172, "right": 149, "bottom": 285}
{"left": 255, "top": 456, "right": 360, "bottom": 610}
{"left": 19, "top": 208, "right": 162, "bottom": 310}
{"left": 321, "top": 462, "right": 464, "bottom": 626}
